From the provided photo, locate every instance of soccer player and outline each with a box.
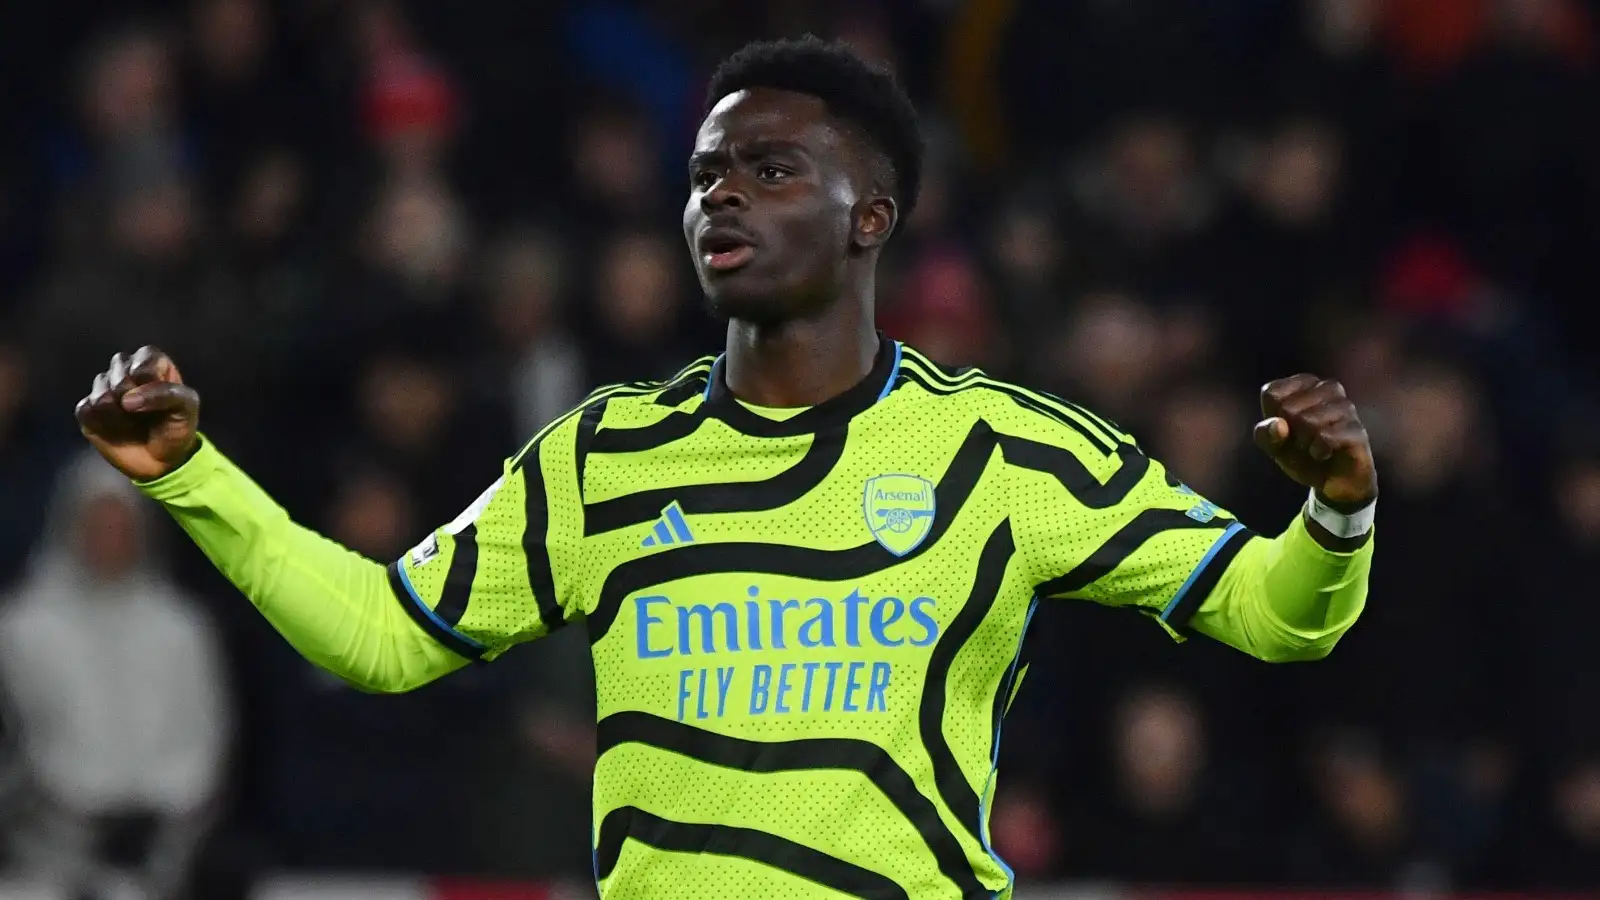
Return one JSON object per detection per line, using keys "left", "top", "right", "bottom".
{"left": 74, "top": 37, "right": 1376, "bottom": 900}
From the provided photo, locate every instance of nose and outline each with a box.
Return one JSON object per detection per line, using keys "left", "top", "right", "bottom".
{"left": 701, "top": 172, "right": 748, "bottom": 214}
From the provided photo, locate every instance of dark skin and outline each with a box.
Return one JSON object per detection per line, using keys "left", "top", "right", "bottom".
{"left": 75, "top": 88, "right": 1376, "bottom": 549}
{"left": 684, "top": 88, "right": 890, "bottom": 408}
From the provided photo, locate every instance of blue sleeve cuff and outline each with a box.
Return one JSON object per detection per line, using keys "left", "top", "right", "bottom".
{"left": 386, "top": 561, "right": 488, "bottom": 660}
{"left": 1159, "top": 521, "right": 1253, "bottom": 627}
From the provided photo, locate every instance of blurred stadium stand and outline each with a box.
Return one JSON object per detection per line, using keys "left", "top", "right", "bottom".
{"left": 2, "top": 0, "right": 1599, "bottom": 897}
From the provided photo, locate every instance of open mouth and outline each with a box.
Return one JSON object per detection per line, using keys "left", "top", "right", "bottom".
{"left": 700, "top": 233, "right": 757, "bottom": 272}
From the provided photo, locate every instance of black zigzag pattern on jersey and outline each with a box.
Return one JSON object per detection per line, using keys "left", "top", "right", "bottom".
{"left": 653, "top": 378, "right": 708, "bottom": 407}
{"left": 385, "top": 563, "right": 486, "bottom": 661}
{"left": 587, "top": 386, "right": 1146, "bottom": 533}
{"left": 589, "top": 410, "right": 704, "bottom": 454}
{"left": 584, "top": 420, "right": 1001, "bottom": 643}
{"left": 899, "top": 351, "right": 1118, "bottom": 454}
{"left": 1048, "top": 393, "right": 1126, "bottom": 445}
{"left": 582, "top": 414, "right": 1160, "bottom": 641}
{"left": 988, "top": 655, "right": 1018, "bottom": 781}
{"left": 599, "top": 401, "right": 853, "bottom": 443}
{"left": 1163, "top": 524, "right": 1253, "bottom": 628}
{"left": 595, "top": 807, "right": 911, "bottom": 900}
{"left": 998, "top": 438, "right": 1149, "bottom": 509}
{"left": 583, "top": 430, "right": 847, "bottom": 536}
{"left": 588, "top": 341, "right": 893, "bottom": 451}
{"left": 918, "top": 521, "right": 1015, "bottom": 850}
{"left": 581, "top": 359, "right": 716, "bottom": 406}
{"left": 520, "top": 454, "right": 565, "bottom": 633}
{"left": 898, "top": 348, "right": 1103, "bottom": 429}
{"left": 510, "top": 381, "right": 669, "bottom": 470}
{"left": 502, "top": 368, "right": 714, "bottom": 632}
{"left": 574, "top": 400, "right": 607, "bottom": 498}
{"left": 898, "top": 362, "right": 1148, "bottom": 508}
{"left": 435, "top": 524, "right": 478, "bottom": 627}
{"left": 596, "top": 712, "right": 988, "bottom": 898}
{"left": 706, "top": 404, "right": 862, "bottom": 438}
{"left": 1034, "top": 508, "right": 1246, "bottom": 599}
{"left": 653, "top": 357, "right": 717, "bottom": 407}
{"left": 517, "top": 361, "right": 716, "bottom": 465}
{"left": 988, "top": 601, "right": 1036, "bottom": 791}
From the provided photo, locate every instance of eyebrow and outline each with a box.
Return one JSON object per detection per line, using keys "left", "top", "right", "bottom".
{"left": 686, "top": 150, "right": 726, "bottom": 173}
{"left": 687, "top": 139, "right": 810, "bottom": 172}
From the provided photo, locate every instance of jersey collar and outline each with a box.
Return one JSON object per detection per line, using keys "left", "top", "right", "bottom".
{"left": 701, "top": 333, "right": 902, "bottom": 436}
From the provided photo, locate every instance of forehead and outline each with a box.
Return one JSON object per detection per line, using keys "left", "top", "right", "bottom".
{"left": 693, "top": 88, "right": 846, "bottom": 158}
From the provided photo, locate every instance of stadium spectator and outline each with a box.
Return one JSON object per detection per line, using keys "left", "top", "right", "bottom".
{"left": 475, "top": 226, "right": 586, "bottom": 440}
{"left": 562, "top": 98, "right": 671, "bottom": 238}
{"left": 989, "top": 779, "right": 1062, "bottom": 879}
{"left": 1063, "top": 113, "right": 1219, "bottom": 301}
{"left": 355, "top": 0, "right": 461, "bottom": 182}
{"left": 468, "top": 628, "right": 598, "bottom": 880}
{"left": 1, "top": 0, "right": 1597, "bottom": 892}
{"left": 1063, "top": 683, "right": 1264, "bottom": 885}
{"left": 303, "top": 174, "right": 478, "bottom": 424}
{"left": 583, "top": 229, "right": 696, "bottom": 386}
{"left": 182, "top": 0, "right": 309, "bottom": 203}
{"left": 0, "top": 338, "right": 56, "bottom": 590}
{"left": 1290, "top": 731, "right": 1433, "bottom": 888}
{"left": 1507, "top": 443, "right": 1600, "bottom": 888}
{"left": 884, "top": 244, "right": 1000, "bottom": 369}
{"left": 1149, "top": 381, "right": 1252, "bottom": 504}
{"left": 983, "top": 197, "right": 1076, "bottom": 346}
{"left": 1209, "top": 116, "right": 1366, "bottom": 386}
{"left": 0, "top": 451, "right": 232, "bottom": 900}
{"left": 1038, "top": 291, "right": 1167, "bottom": 431}
{"left": 330, "top": 343, "right": 512, "bottom": 528}
{"left": 213, "top": 146, "right": 327, "bottom": 415}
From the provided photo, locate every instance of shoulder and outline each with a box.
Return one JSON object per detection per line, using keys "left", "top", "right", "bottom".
{"left": 893, "top": 344, "right": 1130, "bottom": 458}
{"left": 510, "top": 354, "right": 718, "bottom": 467}
{"left": 577, "top": 355, "right": 720, "bottom": 414}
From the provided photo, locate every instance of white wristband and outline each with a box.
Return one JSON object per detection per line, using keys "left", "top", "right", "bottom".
{"left": 1306, "top": 488, "right": 1375, "bottom": 539}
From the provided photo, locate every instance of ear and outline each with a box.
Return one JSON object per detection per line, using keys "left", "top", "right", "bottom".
{"left": 851, "top": 196, "right": 898, "bottom": 251}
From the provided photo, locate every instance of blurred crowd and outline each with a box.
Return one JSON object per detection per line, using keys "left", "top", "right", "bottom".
{"left": 1, "top": 0, "right": 1599, "bottom": 897}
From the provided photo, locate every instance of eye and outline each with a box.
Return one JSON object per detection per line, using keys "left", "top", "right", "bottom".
{"left": 691, "top": 169, "right": 719, "bottom": 190}
{"left": 757, "top": 164, "right": 790, "bottom": 182}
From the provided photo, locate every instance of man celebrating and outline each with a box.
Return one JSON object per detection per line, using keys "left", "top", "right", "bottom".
{"left": 76, "top": 36, "right": 1375, "bottom": 900}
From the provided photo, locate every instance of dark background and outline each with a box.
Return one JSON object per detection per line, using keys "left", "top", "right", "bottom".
{"left": 1, "top": 0, "right": 1598, "bottom": 897}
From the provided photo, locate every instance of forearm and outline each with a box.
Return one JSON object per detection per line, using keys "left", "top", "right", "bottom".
{"left": 1189, "top": 513, "right": 1372, "bottom": 662}
{"left": 137, "top": 437, "right": 466, "bottom": 691}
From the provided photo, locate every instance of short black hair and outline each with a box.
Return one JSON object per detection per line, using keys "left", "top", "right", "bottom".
{"left": 706, "top": 35, "right": 923, "bottom": 225}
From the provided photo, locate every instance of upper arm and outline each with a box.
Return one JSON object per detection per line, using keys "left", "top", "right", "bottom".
{"left": 1000, "top": 402, "right": 1256, "bottom": 637}
{"left": 388, "top": 415, "right": 586, "bottom": 661}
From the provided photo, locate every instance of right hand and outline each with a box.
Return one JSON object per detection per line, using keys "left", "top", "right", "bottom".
{"left": 75, "top": 346, "right": 202, "bottom": 481}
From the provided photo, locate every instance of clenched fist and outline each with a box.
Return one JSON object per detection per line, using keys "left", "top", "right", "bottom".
{"left": 1253, "top": 374, "right": 1378, "bottom": 511}
{"left": 75, "top": 346, "right": 201, "bottom": 482}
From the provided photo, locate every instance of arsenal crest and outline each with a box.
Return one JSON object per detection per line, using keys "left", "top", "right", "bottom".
{"left": 862, "top": 474, "right": 936, "bottom": 557}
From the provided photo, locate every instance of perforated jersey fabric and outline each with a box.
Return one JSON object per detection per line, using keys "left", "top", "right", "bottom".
{"left": 391, "top": 338, "right": 1263, "bottom": 899}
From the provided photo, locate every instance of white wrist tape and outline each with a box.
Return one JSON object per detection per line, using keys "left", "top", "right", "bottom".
{"left": 1306, "top": 488, "right": 1375, "bottom": 538}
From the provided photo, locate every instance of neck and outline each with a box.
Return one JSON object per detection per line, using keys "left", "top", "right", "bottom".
{"left": 722, "top": 283, "right": 877, "bottom": 408}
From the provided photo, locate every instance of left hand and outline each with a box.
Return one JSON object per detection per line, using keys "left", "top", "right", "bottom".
{"left": 1253, "top": 374, "right": 1378, "bottom": 509}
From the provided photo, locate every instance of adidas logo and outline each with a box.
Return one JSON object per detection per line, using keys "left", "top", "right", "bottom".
{"left": 641, "top": 501, "right": 696, "bottom": 548}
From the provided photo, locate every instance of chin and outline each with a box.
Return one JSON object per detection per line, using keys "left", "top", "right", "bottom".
{"left": 704, "top": 294, "right": 783, "bottom": 324}
{"left": 700, "top": 272, "right": 835, "bottom": 325}
{"left": 701, "top": 278, "right": 789, "bottom": 324}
